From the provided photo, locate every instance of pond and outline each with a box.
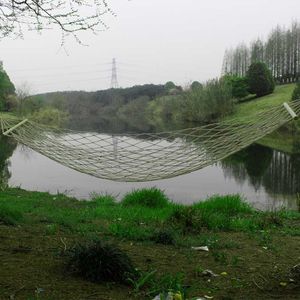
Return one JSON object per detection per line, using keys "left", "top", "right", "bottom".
{"left": 0, "top": 134, "right": 299, "bottom": 210}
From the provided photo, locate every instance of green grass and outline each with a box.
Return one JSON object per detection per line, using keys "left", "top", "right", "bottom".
{"left": 224, "top": 83, "right": 299, "bottom": 153}
{"left": 0, "top": 202, "right": 23, "bottom": 225}
{"left": 226, "top": 84, "right": 296, "bottom": 122}
{"left": 0, "top": 188, "right": 298, "bottom": 238}
{"left": 121, "top": 187, "right": 170, "bottom": 208}
{"left": 0, "top": 188, "right": 300, "bottom": 299}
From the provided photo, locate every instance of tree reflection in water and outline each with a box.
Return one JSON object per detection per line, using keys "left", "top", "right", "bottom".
{"left": 222, "top": 143, "right": 300, "bottom": 207}
{"left": 0, "top": 136, "right": 17, "bottom": 189}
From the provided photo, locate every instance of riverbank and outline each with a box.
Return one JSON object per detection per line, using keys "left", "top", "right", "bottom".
{"left": 225, "top": 83, "right": 299, "bottom": 154}
{"left": 0, "top": 188, "right": 299, "bottom": 299}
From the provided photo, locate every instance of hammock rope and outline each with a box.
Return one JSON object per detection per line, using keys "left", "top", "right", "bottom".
{"left": 0, "top": 100, "right": 299, "bottom": 182}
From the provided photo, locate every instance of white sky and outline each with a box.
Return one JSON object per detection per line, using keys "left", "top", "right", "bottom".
{"left": 0, "top": 0, "right": 299, "bottom": 94}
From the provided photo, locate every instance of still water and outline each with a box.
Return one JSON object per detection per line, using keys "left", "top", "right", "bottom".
{"left": 0, "top": 135, "right": 299, "bottom": 210}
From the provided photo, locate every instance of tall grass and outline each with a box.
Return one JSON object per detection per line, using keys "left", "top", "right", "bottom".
{"left": 121, "top": 188, "right": 170, "bottom": 208}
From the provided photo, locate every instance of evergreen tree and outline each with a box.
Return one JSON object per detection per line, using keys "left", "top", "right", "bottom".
{"left": 247, "top": 62, "right": 275, "bottom": 97}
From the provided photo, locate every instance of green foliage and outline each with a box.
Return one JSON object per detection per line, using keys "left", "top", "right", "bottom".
{"left": 164, "top": 81, "right": 176, "bottom": 91}
{"left": 146, "top": 94, "right": 184, "bottom": 130}
{"left": 116, "top": 96, "right": 151, "bottom": 132}
{"left": 19, "top": 96, "right": 44, "bottom": 116}
{"left": 291, "top": 82, "right": 300, "bottom": 101}
{"left": 181, "top": 78, "right": 233, "bottom": 123}
{"left": 190, "top": 81, "right": 203, "bottom": 90}
{"left": 0, "top": 204, "right": 23, "bottom": 225}
{"left": 122, "top": 188, "right": 170, "bottom": 208}
{"left": 146, "top": 272, "right": 186, "bottom": 298}
{"left": 129, "top": 271, "right": 186, "bottom": 299}
{"left": 0, "top": 135, "right": 17, "bottom": 189}
{"left": 0, "top": 70, "right": 15, "bottom": 111}
{"left": 30, "top": 107, "right": 69, "bottom": 127}
{"left": 169, "top": 195, "right": 255, "bottom": 231}
{"left": 222, "top": 75, "right": 249, "bottom": 100}
{"left": 247, "top": 62, "right": 275, "bottom": 97}
{"left": 66, "top": 239, "right": 136, "bottom": 283}
{"left": 90, "top": 194, "right": 116, "bottom": 206}
{"left": 109, "top": 223, "right": 154, "bottom": 241}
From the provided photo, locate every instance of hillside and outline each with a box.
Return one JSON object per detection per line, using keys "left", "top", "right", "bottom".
{"left": 224, "top": 83, "right": 298, "bottom": 154}
{"left": 228, "top": 84, "right": 296, "bottom": 122}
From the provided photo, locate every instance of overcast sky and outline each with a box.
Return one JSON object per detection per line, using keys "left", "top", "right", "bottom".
{"left": 0, "top": 0, "right": 299, "bottom": 94}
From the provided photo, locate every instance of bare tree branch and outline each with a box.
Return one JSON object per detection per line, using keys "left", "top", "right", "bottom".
{"left": 0, "top": 0, "right": 115, "bottom": 40}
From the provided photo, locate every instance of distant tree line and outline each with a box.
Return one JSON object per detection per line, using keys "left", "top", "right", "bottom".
{"left": 222, "top": 21, "right": 300, "bottom": 84}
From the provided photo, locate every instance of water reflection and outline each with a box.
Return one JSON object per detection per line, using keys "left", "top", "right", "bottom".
{"left": 0, "top": 134, "right": 299, "bottom": 210}
{"left": 0, "top": 136, "right": 17, "bottom": 189}
{"left": 222, "top": 144, "right": 300, "bottom": 209}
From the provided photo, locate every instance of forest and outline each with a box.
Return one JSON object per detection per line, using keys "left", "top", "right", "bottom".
{"left": 222, "top": 21, "right": 300, "bottom": 83}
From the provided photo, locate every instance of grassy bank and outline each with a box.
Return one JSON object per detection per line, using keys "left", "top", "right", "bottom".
{"left": 225, "top": 83, "right": 299, "bottom": 153}
{"left": 227, "top": 84, "right": 296, "bottom": 122}
{"left": 0, "top": 188, "right": 299, "bottom": 299}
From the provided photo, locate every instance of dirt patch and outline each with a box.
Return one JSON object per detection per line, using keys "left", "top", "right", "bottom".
{"left": 0, "top": 224, "right": 299, "bottom": 299}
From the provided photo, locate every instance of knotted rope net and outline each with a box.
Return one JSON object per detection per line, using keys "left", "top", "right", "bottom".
{"left": 1, "top": 100, "right": 300, "bottom": 182}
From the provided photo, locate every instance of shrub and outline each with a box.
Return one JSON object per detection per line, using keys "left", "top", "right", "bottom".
{"left": 66, "top": 239, "right": 135, "bottom": 284}
{"left": 247, "top": 62, "right": 275, "bottom": 97}
{"left": 292, "top": 82, "right": 300, "bottom": 101}
{"left": 30, "top": 107, "right": 69, "bottom": 127}
{"left": 168, "top": 206, "right": 203, "bottom": 233}
{"left": 182, "top": 78, "right": 233, "bottom": 123}
{"left": 222, "top": 75, "right": 249, "bottom": 100}
{"left": 121, "top": 188, "right": 169, "bottom": 208}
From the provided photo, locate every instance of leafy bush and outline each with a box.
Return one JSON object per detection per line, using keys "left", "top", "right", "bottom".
{"left": 247, "top": 62, "right": 275, "bottom": 97}
{"left": 30, "top": 107, "right": 69, "bottom": 127}
{"left": 122, "top": 188, "right": 170, "bottom": 208}
{"left": 66, "top": 239, "right": 136, "bottom": 284}
{"left": 182, "top": 78, "right": 233, "bottom": 123}
{"left": 292, "top": 82, "right": 300, "bottom": 101}
{"left": 222, "top": 74, "right": 249, "bottom": 100}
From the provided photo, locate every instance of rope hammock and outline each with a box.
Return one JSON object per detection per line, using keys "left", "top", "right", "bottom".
{"left": 0, "top": 101, "right": 299, "bottom": 182}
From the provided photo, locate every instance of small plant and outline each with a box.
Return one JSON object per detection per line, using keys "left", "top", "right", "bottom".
{"left": 149, "top": 273, "right": 187, "bottom": 299}
{"left": 212, "top": 250, "right": 228, "bottom": 265}
{"left": 122, "top": 188, "right": 170, "bottom": 208}
{"left": 151, "top": 229, "right": 176, "bottom": 245}
{"left": 168, "top": 206, "right": 202, "bottom": 233}
{"left": 256, "top": 230, "right": 273, "bottom": 247}
{"left": 257, "top": 211, "right": 283, "bottom": 229}
{"left": 66, "top": 239, "right": 136, "bottom": 284}
{"left": 127, "top": 270, "right": 157, "bottom": 293}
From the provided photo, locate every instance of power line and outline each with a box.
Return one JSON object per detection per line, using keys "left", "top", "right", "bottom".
{"left": 8, "top": 62, "right": 112, "bottom": 73}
